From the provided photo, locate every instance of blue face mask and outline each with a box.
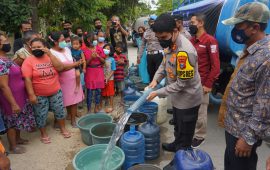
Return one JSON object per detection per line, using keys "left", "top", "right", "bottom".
{"left": 93, "top": 40, "right": 98, "bottom": 46}
{"left": 98, "top": 37, "right": 105, "bottom": 43}
{"left": 231, "top": 27, "right": 250, "bottom": 44}
{"left": 103, "top": 49, "right": 110, "bottom": 55}
{"left": 59, "top": 41, "right": 67, "bottom": 49}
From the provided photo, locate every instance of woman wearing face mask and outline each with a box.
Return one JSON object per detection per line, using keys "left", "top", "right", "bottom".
{"left": 22, "top": 38, "right": 81, "bottom": 143}
{"left": 136, "top": 26, "right": 150, "bottom": 84}
{"left": 83, "top": 33, "right": 105, "bottom": 113}
{"left": 49, "top": 32, "right": 84, "bottom": 127}
{"left": 97, "top": 31, "right": 106, "bottom": 48}
{"left": 0, "top": 33, "right": 36, "bottom": 153}
{"left": 13, "top": 30, "right": 39, "bottom": 66}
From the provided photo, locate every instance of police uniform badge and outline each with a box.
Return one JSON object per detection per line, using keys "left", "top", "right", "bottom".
{"left": 176, "top": 51, "right": 194, "bottom": 79}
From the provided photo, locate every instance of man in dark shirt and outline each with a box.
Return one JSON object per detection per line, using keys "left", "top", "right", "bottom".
{"left": 189, "top": 13, "right": 220, "bottom": 148}
{"left": 13, "top": 21, "right": 32, "bottom": 53}
{"left": 106, "top": 16, "right": 129, "bottom": 54}
{"left": 93, "top": 18, "right": 105, "bottom": 35}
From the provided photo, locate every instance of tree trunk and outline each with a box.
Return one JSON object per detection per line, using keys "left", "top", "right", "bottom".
{"left": 30, "top": 0, "right": 39, "bottom": 32}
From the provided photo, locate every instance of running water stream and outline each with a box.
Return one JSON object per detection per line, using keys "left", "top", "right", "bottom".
{"left": 100, "top": 80, "right": 165, "bottom": 170}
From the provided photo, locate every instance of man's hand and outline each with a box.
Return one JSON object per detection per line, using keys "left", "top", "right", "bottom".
{"left": 29, "top": 94, "right": 38, "bottom": 105}
{"left": 235, "top": 138, "right": 252, "bottom": 157}
{"left": 148, "top": 80, "right": 158, "bottom": 89}
{"left": 147, "top": 91, "right": 157, "bottom": 101}
{"left": 203, "top": 86, "right": 212, "bottom": 93}
{"left": 267, "top": 156, "right": 270, "bottom": 170}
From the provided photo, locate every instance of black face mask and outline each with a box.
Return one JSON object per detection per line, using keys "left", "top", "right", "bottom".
{"left": 95, "top": 25, "right": 102, "bottom": 30}
{"left": 1, "top": 44, "right": 11, "bottom": 53}
{"left": 139, "top": 33, "right": 144, "bottom": 37}
{"left": 77, "top": 33, "right": 83, "bottom": 37}
{"left": 159, "top": 37, "right": 173, "bottom": 49}
{"left": 32, "top": 49, "right": 44, "bottom": 58}
{"left": 189, "top": 25, "right": 198, "bottom": 35}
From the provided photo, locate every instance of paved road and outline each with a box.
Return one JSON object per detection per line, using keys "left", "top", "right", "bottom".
{"left": 127, "top": 41, "right": 270, "bottom": 170}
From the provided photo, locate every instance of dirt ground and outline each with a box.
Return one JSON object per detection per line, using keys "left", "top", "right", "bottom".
{"left": 1, "top": 97, "right": 130, "bottom": 170}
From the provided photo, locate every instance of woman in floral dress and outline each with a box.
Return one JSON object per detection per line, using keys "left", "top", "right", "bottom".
{"left": 0, "top": 33, "right": 36, "bottom": 154}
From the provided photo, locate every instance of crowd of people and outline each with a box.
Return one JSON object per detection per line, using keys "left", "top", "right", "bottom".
{"left": 0, "top": 1, "right": 270, "bottom": 170}
{"left": 0, "top": 15, "right": 129, "bottom": 156}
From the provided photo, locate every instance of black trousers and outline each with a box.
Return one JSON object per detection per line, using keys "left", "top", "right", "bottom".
{"left": 224, "top": 131, "right": 262, "bottom": 170}
{"left": 173, "top": 106, "right": 200, "bottom": 150}
{"left": 146, "top": 53, "right": 163, "bottom": 82}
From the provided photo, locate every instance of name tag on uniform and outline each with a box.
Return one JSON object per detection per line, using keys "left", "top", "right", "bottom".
{"left": 199, "top": 44, "right": 206, "bottom": 48}
{"left": 176, "top": 51, "right": 194, "bottom": 79}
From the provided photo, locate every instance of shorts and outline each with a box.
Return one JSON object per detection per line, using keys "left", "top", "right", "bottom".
{"left": 33, "top": 90, "right": 66, "bottom": 128}
{"left": 115, "top": 81, "right": 125, "bottom": 92}
{"left": 102, "top": 80, "right": 115, "bottom": 97}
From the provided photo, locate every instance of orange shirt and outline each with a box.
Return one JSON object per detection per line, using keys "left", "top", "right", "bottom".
{"left": 0, "top": 141, "right": 5, "bottom": 154}
{"left": 22, "top": 55, "right": 61, "bottom": 96}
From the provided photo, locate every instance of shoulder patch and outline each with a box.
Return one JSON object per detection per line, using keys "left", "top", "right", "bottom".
{"left": 176, "top": 51, "right": 194, "bottom": 79}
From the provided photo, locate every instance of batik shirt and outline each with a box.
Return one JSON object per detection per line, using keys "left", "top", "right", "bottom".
{"left": 225, "top": 36, "right": 270, "bottom": 145}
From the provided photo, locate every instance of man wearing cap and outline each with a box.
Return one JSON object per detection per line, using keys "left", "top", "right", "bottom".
{"left": 173, "top": 14, "right": 191, "bottom": 39}
{"left": 137, "top": 15, "right": 164, "bottom": 82}
{"left": 221, "top": 2, "right": 270, "bottom": 170}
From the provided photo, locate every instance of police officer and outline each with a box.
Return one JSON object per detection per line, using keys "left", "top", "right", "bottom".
{"left": 147, "top": 13, "right": 203, "bottom": 152}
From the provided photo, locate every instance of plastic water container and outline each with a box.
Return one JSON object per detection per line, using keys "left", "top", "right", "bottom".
{"left": 128, "top": 164, "right": 161, "bottom": 170}
{"left": 77, "top": 114, "right": 112, "bottom": 145}
{"left": 120, "top": 125, "right": 145, "bottom": 170}
{"left": 124, "top": 112, "right": 148, "bottom": 132}
{"left": 124, "top": 95, "right": 140, "bottom": 112}
{"left": 138, "top": 102, "right": 158, "bottom": 124}
{"left": 138, "top": 120, "right": 160, "bottom": 160}
{"left": 173, "top": 149, "right": 214, "bottom": 170}
{"left": 73, "top": 144, "right": 125, "bottom": 170}
{"left": 152, "top": 97, "right": 168, "bottom": 125}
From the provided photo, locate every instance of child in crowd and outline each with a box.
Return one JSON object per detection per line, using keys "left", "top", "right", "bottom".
{"left": 71, "top": 36, "right": 86, "bottom": 93}
{"left": 0, "top": 139, "right": 10, "bottom": 170}
{"left": 100, "top": 44, "right": 116, "bottom": 113}
{"left": 113, "top": 42, "right": 128, "bottom": 101}
{"left": 83, "top": 33, "right": 105, "bottom": 113}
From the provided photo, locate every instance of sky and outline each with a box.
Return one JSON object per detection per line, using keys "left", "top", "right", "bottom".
{"left": 139, "top": 0, "right": 158, "bottom": 10}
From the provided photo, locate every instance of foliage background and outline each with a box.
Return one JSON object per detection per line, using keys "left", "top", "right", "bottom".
{"left": 0, "top": 0, "right": 154, "bottom": 34}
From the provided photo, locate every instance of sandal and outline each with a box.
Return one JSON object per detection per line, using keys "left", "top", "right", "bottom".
{"left": 40, "top": 137, "right": 51, "bottom": 144}
{"left": 61, "top": 131, "right": 71, "bottom": 138}
{"left": 9, "top": 146, "right": 26, "bottom": 154}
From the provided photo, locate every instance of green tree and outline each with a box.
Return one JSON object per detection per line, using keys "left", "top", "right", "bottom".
{"left": 0, "top": 0, "right": 31, "bottom": 32}
{"left": 156, "top": 0, "right": 172, "bottom": 15}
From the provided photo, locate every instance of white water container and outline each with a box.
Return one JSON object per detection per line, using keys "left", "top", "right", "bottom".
{"left": 152, "top": 97, "right": 167, "bottom": 125}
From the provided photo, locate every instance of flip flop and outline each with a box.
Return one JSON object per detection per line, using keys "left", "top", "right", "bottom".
{"left": 9, "top": 146, "right": 26, "bottom": 154}
{"left": 40, "top": 137, "right": 51, "bottom": 144}
{"left": 61, "top": 131, "right": 71, "bottom": 138}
